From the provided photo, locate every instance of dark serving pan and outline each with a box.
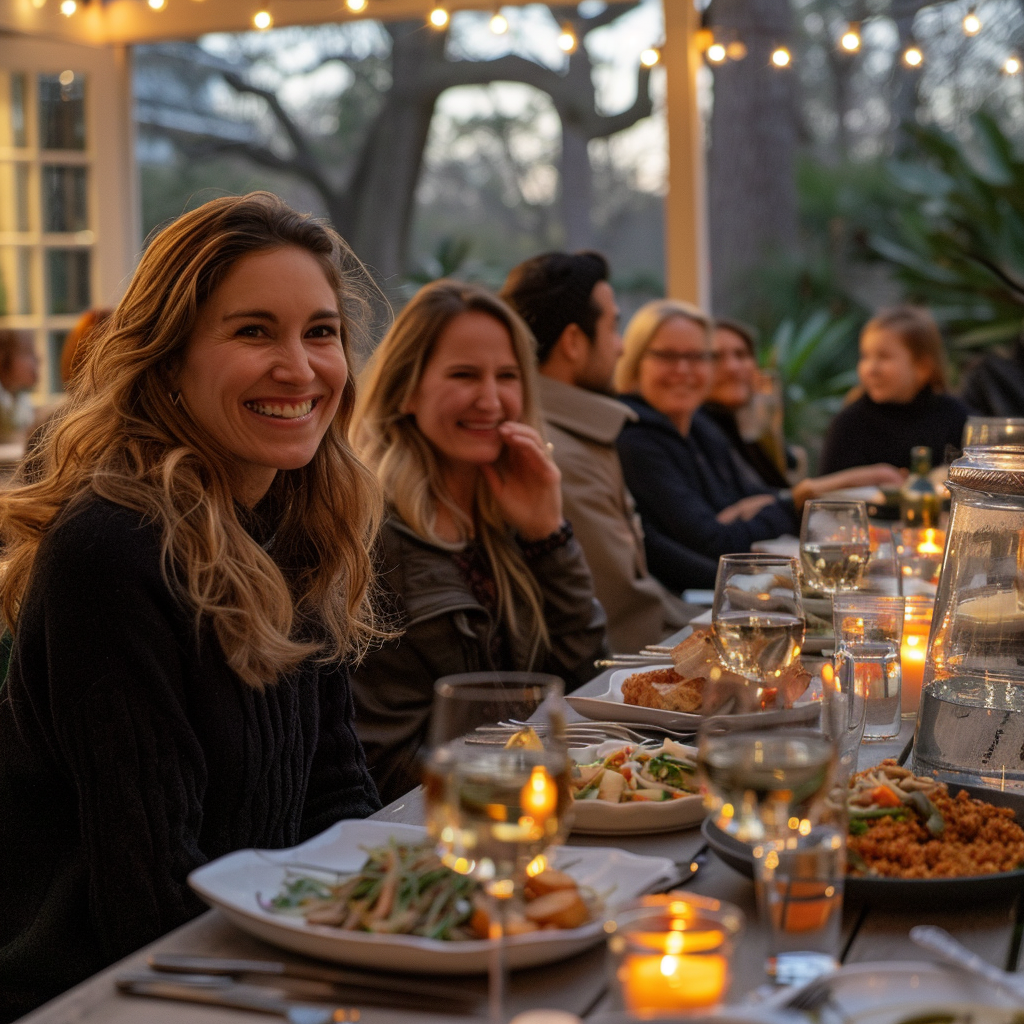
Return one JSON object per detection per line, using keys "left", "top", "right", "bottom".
{"left": 701, "top": 782, "right": 1024, "bottom": 907}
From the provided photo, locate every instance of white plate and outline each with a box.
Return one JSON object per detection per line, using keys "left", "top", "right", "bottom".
{"left": 188, "top": 819, "right": 676, "bottom": 974}
{"left": 569, "top": 740, "right": 705, "bottom": 835}
{"left": 567, "top": 667, "right": 820, "bottom": 730}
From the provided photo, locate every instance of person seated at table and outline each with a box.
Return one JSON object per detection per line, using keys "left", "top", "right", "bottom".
{"left": 351, "top": 279, "right": 607, "bottom": 804}
{"left": 820, "top": 305, "right": 969, "bottom": 472}
{"left": 702, "top": 318, "right": 796, "bottom": 489}
{"left": 614, "top": 301, "right": 902, "bottom": 593}
{"left": 0, "top": 328, "right": 39, "bottom": 443}
{"left": 0, "top": 193, "right": 382, "bottom": 1022}
{"left": 500, "top": 250, "right": 690, "bottom": 653}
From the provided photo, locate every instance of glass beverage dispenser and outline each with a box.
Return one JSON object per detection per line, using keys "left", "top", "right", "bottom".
{"left": 914, "top": 447, "right": 1024, "bottom": 788}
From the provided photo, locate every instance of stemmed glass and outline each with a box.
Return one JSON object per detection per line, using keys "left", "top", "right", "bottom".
{"left": 800, "top": 499, "right": 871, "bottom": 595}
{"left": 423, "top": 672, "right": 571, "bottom": 1024}
{"left": 710, "top": 553, "right": 806, "bottom": 697}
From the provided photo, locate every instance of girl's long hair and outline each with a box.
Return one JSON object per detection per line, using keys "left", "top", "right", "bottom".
{"left": 0, "top": 192, "right": 385, "bottom": 688}
{"left": 353, "top": 280, "right": 549, "bottom": 659}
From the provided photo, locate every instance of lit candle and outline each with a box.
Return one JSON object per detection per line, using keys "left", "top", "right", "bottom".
{"left": 901, "top": 596, "right": 933, "bottom": 715}
{"left": 619, "top": 948, "right": 728, "bottom": 1012}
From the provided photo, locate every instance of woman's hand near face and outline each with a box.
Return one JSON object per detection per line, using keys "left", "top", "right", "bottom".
{"left": 481, "top": 422, "right": 564, "bottom": 541}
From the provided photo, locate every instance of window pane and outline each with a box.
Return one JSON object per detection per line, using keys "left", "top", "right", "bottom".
{"left": 0, "top": 163, "right": 31, "bottom": 233}
{"left": 38, "top": 73, "right": 86, "bottom": 151}
{"left": 0, "top": 247, "right": 33, "bottom": 315}
{"left": 43, "top": 165, "right": 88, "bottom": 232}
{"left": 46, "top": 249, "right": 90, "bottom": 314}
{"left": 0, "top": 73, "right": 28, "bottom": 148}
{"left": 48, "top": 330, "right": 69, "bottom": 392}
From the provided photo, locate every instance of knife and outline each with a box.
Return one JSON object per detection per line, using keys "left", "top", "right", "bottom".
{"left": 117, "top": 972, "right": 358, "bottom": 1023}
{"left": 148, "top": 953, "right": 478, "bottom": 1010}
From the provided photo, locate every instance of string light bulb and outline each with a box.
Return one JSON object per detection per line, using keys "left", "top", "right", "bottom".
{"left": 1004, "top": 55, "right": 1021, "bottom": 74}
{"left": 557, "top": 22, "right": 578, "bottom": 53}
{"left": 840, "top": 23, "right": 861, "bottom": 52}
{"left": 962, "top": 9, "right": 981, "bottom": 35}
{"left": 30, "top": 0, "right": 46, "bottom": 9}
{"left": 771, "top": 46, "right": 792, "bottom": 67}
{"left": 640, "top": 47, "right": 661, "bottom": 67}
{"left": 60, "top": 0, "right": 75, "bottom": 15}
{"left": 147, "top": 0, "right": 166, "bottom": 10}
{"left": 253, "top": 9, "right": 272, "bottom": 28}
{"left": 428, "top": 5, "right": 448, "bottom": 28}
{"left": 489, "top": 10, "right": 508, "bottom": 34}
{"left": 706, "top": 42, "right": 727, "bottom": 63}
{"left": 345, "top": 0, "right": 367, "bottom": 10}
{"left": 58, "top": 69, "right": 75, "bottom": 85}
{"left": 726, "top": 40, "right": 748, "bottom": 60}
{"left": 903, "top": 45, "right": 923, "bottom": 66}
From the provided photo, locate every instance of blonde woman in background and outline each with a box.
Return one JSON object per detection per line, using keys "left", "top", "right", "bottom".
{"left": 614, "top": 300, "right": 901, "bottom": 593}
{"left": 0, "top": 193, "right": 382, "bottom": 1022}
{"left": 352, "top": 279, "right": 606, "bottom": 804}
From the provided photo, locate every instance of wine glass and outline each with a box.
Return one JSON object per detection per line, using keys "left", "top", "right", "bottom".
{"left": 711, "top": 554, "right": 805, "bottom": 696}
{"left": 423, "top": 672, "right": 571, "bottom": 1024}
{"left": 800, "top": 499, "right": 871, "bottom": 595}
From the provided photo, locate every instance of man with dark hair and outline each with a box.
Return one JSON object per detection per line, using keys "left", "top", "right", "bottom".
{"left": 502, "top": 253, "right": 690, "bottom": 652}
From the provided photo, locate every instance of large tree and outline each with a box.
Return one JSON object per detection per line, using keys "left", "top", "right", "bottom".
{"left": 136, "top": 4, "right": 654, "bottom": 284}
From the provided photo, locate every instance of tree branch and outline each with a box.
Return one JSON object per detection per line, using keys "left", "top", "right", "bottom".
{"left": 573, "top": 65, "right": 653, "bottom": 139}
{"left": 428, "top": 53, "right": 567, "bottom": 99}
{"left": 547, "top": 1, "right": 641, "bottom": 34}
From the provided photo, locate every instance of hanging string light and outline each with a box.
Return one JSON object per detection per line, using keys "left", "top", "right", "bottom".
{"left": 147, "top": 0, "right": 166, "bottom": 10}
{"left": 706, "top": 42, "right": 727, "bottom": 63}
{"left": 1004, "top": 55, "right": 1021, "bottom": 74}
{"left": 557, "top": 22, "right": 578, "bottom": 53}
{"left": 253, "top": 9, "right": 272, "bottom": 28}
{"left": 840, "top": 23, "right": 861, "bottom": 52}
{"left": 489, "top": 10, "right": 508, "bottom": 34}
{"left": 771, "top": 46, "right": 792, "bottom": 67}
{"left": 428, "top": 5, "right": 449, "bottom": 28}
{"left": 962, "top": 9, "right": 981, "bottom": 35}
{"left": 345, "top": 0, "right": 367, "bottom": 11}
{"left": 726, "top": 41, "right": 747, "bottom": 60}
{"left": 640, "top": 47, "right": 661, "bottom": 67}
{"left": 60, "top": 0, "right": 76, "bottom": 14}
{"left": 903, "top": 45, "right": 924, "bottom": 66}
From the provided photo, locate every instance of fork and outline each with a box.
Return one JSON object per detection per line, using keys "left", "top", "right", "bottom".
{"left": 499, "top": 719, "right": 695, "bottom": 744}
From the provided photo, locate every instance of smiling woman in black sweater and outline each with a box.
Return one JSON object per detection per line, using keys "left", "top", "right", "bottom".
{"left": 0, "top": 194, "right": 383, "bottom": 1021}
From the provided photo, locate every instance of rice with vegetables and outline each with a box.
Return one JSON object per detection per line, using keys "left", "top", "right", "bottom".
{"left": 847, "top": 760, "right": 1024, "bottom": 879}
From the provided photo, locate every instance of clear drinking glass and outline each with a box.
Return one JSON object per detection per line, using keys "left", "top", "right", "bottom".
{"left": 753, "top": 824, "right": 846, "bottom": 986}
{"left": 711, "top": 554, "right": 805, "bottom": 694}
{"left": 424, "top": 672, "right": 571, "bottom": 1024}
{"left": 833, "top": 594, "right": 905, "bottom": 741}
{"left": 819, "top": 658, "right": 867, "bottom": 787}
{"left": 800, "top": 500, "right": 871, "bottom": 595}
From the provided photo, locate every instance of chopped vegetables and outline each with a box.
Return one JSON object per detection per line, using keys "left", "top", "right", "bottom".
{"left": 263, "top": 840, "right": 594, "bottom": 939}
{"left": 570, "top": 740, "right": 699, "bottom": 804}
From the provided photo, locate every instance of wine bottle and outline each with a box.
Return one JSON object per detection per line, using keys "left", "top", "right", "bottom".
{"left": 900, "top": 446, "right": 942, "bottom": 528}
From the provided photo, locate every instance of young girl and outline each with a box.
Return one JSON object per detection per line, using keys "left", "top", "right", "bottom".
{"left": 819, "top": 306, "right": 969, "bottom": 473}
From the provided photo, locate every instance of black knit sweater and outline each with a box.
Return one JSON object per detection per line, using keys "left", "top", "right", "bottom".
{"left": 0, "top": 496, "right": 380, "bottom": 1021}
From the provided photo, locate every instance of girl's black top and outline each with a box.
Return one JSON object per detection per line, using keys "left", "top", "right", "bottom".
{"left": 0, "top": 495, "right": 379, "bottom": 1021}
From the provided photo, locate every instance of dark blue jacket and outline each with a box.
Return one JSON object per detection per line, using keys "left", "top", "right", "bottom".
{"left": 616, "top": 395, "right": 799, "bottom": 591}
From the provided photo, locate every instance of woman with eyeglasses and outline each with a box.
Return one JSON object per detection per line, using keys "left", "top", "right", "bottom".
{"left": 613, "top": 301, "right": 901, "bottom": 593}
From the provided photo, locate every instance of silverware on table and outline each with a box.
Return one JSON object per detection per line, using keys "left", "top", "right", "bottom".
{"left": 644, "top": 843, "right": 710, "bottom": 895}
{"left": 148, "top": 953, "right": 477, "bottom": 1010}
{"left": 117, "top": 971, "right": 360, "bottom": 1023}
{"left": 910, "top": 925, "right": 1024, "bottom": 1002}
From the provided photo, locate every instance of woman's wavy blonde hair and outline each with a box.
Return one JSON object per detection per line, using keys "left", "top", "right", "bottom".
{"left": 353, "top": 280, "right": 549, "bottom": 659}
{"left": 0, "top": 192, "right": 385, "bottom": 688}
{"left": 614, "top": 299, "right": 714, "bottom": 393}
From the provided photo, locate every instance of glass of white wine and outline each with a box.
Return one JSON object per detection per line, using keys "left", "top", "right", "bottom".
{"left": 800, "top": 499, "right": 871, "bottom": 595}
{"left": 423, "top": 672, "right": 572, "bottom": 1024}
{"left": 711, "top": 553, "right": 805, "bottom": 693}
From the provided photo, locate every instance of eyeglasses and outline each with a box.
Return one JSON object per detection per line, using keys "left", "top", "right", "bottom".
{"left": 644, "top": 348, "right": 714, "bottom": 367}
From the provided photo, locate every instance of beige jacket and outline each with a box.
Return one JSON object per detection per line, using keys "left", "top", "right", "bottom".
{"left": 537, "top": 375, "right": 690, "bottom": 652}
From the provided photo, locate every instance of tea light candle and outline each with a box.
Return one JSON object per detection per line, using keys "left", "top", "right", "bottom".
{"left": 901, "top": 596, "right": 934, "bottom": 715}
{"left": 619, "top": 950, "right": 728, "bottom": 1012}
{"left": 618, "top": 928, "right": 729, "bottom": 1013}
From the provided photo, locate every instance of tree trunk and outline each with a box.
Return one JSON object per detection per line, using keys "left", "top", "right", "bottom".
{"left": 707, "top": 0, "right": 799, "bottom": 317}
{"left": 560, "top": 124, "right": 595, "bottom": 249}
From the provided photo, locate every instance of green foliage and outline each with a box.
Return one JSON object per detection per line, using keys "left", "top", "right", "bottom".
{"left": 869, "top": 112, "right": 1024, "bottom": 353}
{"left": 760, "top": 309, "right": 862, "bottom": 470}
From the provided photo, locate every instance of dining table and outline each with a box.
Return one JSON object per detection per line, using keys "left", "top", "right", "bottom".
{"left": 16, "top": 636, "right": 1024, "bottom": 1024}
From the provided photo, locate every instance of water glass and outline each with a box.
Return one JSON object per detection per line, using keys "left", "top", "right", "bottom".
{"left": 833, "top": 594, "right": 905, "bottom": 741}
{"left": 819, "top": 659, "right": 866, "bottom": 787}
{"left": 607, "top": 896, "right": 744, "bottom": 1017}
{"left": 753, "top": 824, "right": 846, "bottom": 986}
{"left": 800, "top": 500, "right": 870, "bottom": 595}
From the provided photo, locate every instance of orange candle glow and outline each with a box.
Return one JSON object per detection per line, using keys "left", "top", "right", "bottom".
{"left": 901, "top": 597, "right": 933, "bottom": 715}
{"left": 619, "top": 950, "right": 728, "bottom": 1012}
